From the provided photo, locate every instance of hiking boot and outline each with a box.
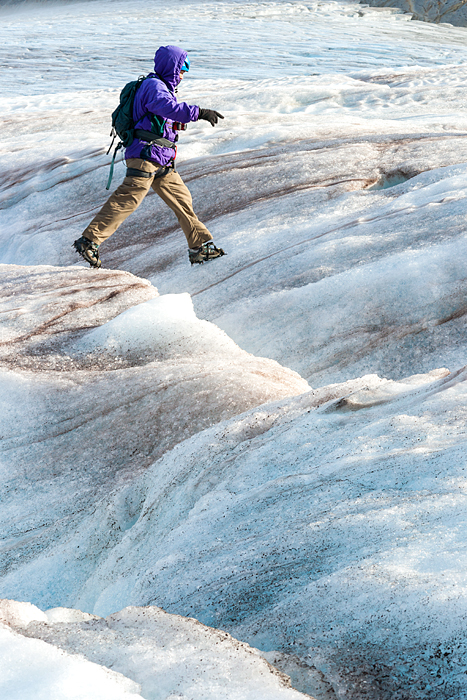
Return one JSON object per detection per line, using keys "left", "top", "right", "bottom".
{"left": 188, "top": 241, "right": 226, "bottom": 265}
{"left": 73, "top": 236, "right": 101, "bottom": 268}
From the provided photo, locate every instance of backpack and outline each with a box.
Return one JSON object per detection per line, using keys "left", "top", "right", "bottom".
{"left": 111, "top": 75, "right": 148, "bottom": 148}
{"left": 105, "top": 75, "right": 174, "bottom": 189}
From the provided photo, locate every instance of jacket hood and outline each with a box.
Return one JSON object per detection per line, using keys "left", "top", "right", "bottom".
{"left": 153, "top": 45, "right": 187, "bottom": 91}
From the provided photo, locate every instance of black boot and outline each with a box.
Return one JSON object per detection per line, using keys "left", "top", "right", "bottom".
{"left": 188, "top": 241, "right": 226, "bottom": 265}
{"left": 73, "top": 236, "right": 101, "bottom": 268}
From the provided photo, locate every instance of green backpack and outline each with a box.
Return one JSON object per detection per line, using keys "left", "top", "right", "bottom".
{"left": 111, "top": 75, "right": 147, "bottom": 148}
{"left": 106, "top": 75, "right": 174, "bottom": 189}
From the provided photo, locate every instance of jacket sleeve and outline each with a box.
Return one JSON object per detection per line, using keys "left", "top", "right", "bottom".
{"left": 145, "top": 84, "right": 199, "bottom": 123}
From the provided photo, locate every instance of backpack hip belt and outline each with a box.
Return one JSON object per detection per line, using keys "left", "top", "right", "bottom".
{"left": 134, "top": 130, "right": 178, "bottom": 173}
{"left": 126, "top": 165, "right": 171, "bottom": 179}
{"left": 134, "top": 129, "right": 176, "bottom": 149}
{"left": 105, "top": 133, "right": 176, "bottom": 190}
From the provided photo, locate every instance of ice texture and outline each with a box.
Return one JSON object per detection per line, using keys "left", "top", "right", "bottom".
{"left": 4, "top": 365, "right": 467, "bottom": 698}
{"left": 362, "top": 0, "right": 467, "bottom": 27}
{"left": 2, "top": 0, "right": 467, "bottom": 698}
{"left": 0, "top": 264, "right": 157, "bottom": 369}
{"left": 0, "top": 622, "right": 143, "bottom": 700}
{"left": 4, "top": 0, "right": 467, "bottom": 385}
{"left": 23, "top": 367, "right": 467, "bottom": 699}
{"left": 0, "top": 266, "right": 308, "bottom": 614}
{"left": 0, "top": 599, "right": 311, "bottom": 700}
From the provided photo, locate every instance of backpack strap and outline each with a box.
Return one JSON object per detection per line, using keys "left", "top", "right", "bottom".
{"left": 126, "top": 165, "right": 171, "bottom": 179}
{"left": 105, "top": 141, "right": 123, "bottom": 190}
{"left": 134, "top": 129, "right": 176, "bottom": 149}
{"left": 125, "top": 167, "right": 154, "bottom": 178}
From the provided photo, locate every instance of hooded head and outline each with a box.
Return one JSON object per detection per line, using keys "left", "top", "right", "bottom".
{"left": 153, "top": 45, "right": 189, "bottom": 91}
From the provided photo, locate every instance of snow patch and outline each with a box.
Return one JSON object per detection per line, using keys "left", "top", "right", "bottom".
{"left": 0, "top": 600, "right": 312, "bottom": 700}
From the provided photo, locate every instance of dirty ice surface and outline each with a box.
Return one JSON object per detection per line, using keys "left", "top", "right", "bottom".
{"left": 364, "top": 0, "right": 467, "bottom": 27}
{"left": 2, "top": 0, "right": 467, "bottom": 699}
{"left": 0, "top": 599, "right": 309, "bottom": 700}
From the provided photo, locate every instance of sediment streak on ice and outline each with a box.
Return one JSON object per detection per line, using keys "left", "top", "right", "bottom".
{"left": 0, "top": 265, "right": 309, "bottom": 616}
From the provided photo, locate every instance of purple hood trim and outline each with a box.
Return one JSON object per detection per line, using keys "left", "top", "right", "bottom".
{"left": 153, "top": 45, "right": 187, "bottom": 92}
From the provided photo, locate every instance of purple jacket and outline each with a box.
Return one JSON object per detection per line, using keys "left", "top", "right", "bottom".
{"left": 125, "top": 45, "right": 200, "bottom": 167}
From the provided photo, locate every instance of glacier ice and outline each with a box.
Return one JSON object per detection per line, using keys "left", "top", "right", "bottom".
{"left": 2, "top": 0, "right": 467, "bottom": 698}
{"left": 0, "top": 599, "right": 311, "bottom": 700}
{"left": 3, "top": 362, "right": 467, "bottom": 697}
{"left": 363, "top": 0, "right": 467, "bottom": 27}
{"left": 0, "top": 266, "right": 308, "bottom": 615}
{"left": 0, "top": 620, "right": 143, "bottom": 700}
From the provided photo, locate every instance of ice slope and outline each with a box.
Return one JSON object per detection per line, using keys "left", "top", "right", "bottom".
{"left": 362, "top": 0, "right": 467, "bottom": 27}
{"left": 2, "top": 0, "right": 467, "bottom": 698}
{"left": 0, "top": 600, "right": 310, "bottom": 700}
{"left": 0, "top": 625, "right": 143, "bottom": 700}
{"left": 3, "top": 0, "right": 467, "bottom": 386}
{"left": 0, "top": 265, "right": 308, "bottom": 599}
{"left": 3, "top": 364, "right": 467, "bottom": 699}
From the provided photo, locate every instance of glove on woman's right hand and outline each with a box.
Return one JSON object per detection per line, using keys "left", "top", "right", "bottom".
{"left": 198, "top": 108, "right": 224, "bottom": 126}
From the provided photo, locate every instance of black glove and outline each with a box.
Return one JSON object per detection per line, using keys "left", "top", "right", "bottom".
{"left": 198, "top": 108, "right": 224, "bottom": 126}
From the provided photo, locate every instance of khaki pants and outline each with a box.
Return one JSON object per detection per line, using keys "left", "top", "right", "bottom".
{"left": 83, "top": 158, "right": 213, "bottom": 249}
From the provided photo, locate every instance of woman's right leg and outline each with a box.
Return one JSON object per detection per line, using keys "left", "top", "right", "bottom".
{"left": 151, "top": 169, "right": 213, "bottom": 250}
